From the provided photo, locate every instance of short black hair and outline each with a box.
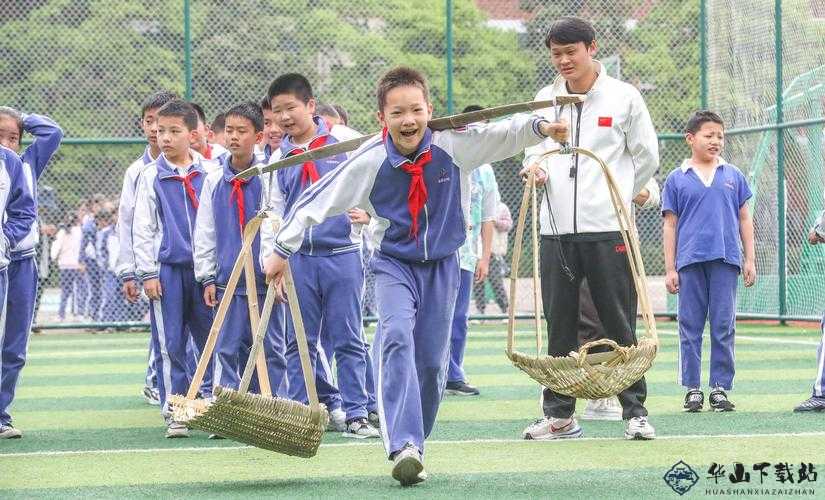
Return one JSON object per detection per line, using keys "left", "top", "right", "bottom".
{"left": 685, "top": 110, "right": 724, "bottom": 134}
{"left": 211, "top": 112, "right": 226, "bottom": 132}
{"left": 315, "top": 102, "right": 340, "bottom": 120}
{"left": 260, "top": 95, "right": 271, "bottom": 111}
{"left": 545, "top": 16, "right": 596, "bottom": 48}
{"left": 190, "top": 103, "right": 208, "bottom": 125}
{"left": 0, "top": 106, "right": 23, "bottom": 137}
{"left": 268, "top": 73, "right": 313, "bottom": 104}
{"left": 157, "top": 100, "right": 198, "bottom": 130}
{"left": 225, "top": 102, "right": 264, "bottom": 132}
{"left": 332, "top": 104, "right": 349, "bottom": 126}
{"left": 141, "top": 91, "right": 178, "bottom": 119}
{"left": 462, "top": 105, "right": 484, "bottom": 113}
{"left": 377, "top": 66, "right": 430, "bottom": 111}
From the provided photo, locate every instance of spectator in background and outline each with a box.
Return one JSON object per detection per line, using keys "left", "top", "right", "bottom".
{"left": 209, "top": 112, "right": 226, "bottom": 147}
{"left": 80, "top": 194, "right": 105, "bottom": 321}
{"left": 95, "top": 209, "right": 124, "bottom": 323}
{"left": 191, "top": 103, "right": 228, "bottom": 166}
{"left": 51, "top": 213, "right": 84, "bottom": 321}
{"left": 332, "top": 104, "right": 349, "bottom": 126}
{"left": 316, "top": 102, "right": 362, "bottom": 141}
{"left": 258, "top": 95, "right": 284, "bottom": 162}
{"left": 474, "top": 200, "right": 512, "bottom": 316}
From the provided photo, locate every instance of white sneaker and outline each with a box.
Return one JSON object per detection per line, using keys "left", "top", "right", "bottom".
{"left": 343, "top": 418, "right": 380, "bottom": 439}
{"left": 165, "top": 421, "right": 189, "bottom": 438}
{"left": 0, "top": 424, "right": 22, "bottom": 439}
{"left": 581, "top": 397, "right": 622, "bottom": 421}
{"left": 143, "top": 386, "right": 160, "bottom": 406}
{"left": 624, "top": 416, "right": 655, "bottom": 440}
{"left": 522, "top": 417, "right": 582, "bottom": 440}
{"left": 391, "top": 444, "right": 426, "bottom": 486}
{"left": 327, "top": 408, "right": 347, "bottom": 432}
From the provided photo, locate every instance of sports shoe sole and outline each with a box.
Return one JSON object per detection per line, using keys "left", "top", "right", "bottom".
{"left": 0, "top": 431, "right": 22, "bottom": 439}
{"left": 624, "top": 431, "right": 655, "bottom": 440}
{"left": 445, "top": 389, "right": 480, "bottom": 396}
{"left": 392, "top": 455, "right": 425, "bottom": 486}
{"left": 341, "top": 431, "right": 380, "bottom": 439}
{"left": 165, "top": 429, "right": 190, "bottom": 439}
{"left": 524, "top": 428, "right": 583, "bottom": 440}
{"left": 710, "top": 407, "right": 735, "bottom": 412}
{"left": 682, "top": 406, "right": 703, "bottom": 413}
{"left": 793, "top": 406, "right": 825, "bottom": 413}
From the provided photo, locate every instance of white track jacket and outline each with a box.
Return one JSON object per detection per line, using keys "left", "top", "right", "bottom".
{"left": 524, "top": 61, "right": 659, "bottom": 236}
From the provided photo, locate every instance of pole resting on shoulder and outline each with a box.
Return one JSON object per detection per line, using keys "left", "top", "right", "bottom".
{"left": 233, "top": 96, "right": 585, "bottom": 181}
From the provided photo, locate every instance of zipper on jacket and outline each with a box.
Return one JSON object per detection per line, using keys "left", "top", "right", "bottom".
{"left": 423, "top": 204, "right": 430, "bottom": 261}
{"left": 571, "top": 101, "right": 583, "bottom": 235}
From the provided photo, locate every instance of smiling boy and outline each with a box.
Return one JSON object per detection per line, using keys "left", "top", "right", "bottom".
{"left": 261, "top": 66, "right": 565, "bottom": 485}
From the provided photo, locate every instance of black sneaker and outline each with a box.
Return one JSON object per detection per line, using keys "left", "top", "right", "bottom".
{"left": 683, "top": 390, "right": 704, "bottom": 412}
{"left": 793, "top": 396, "right": 825, "bottom": 412}
{"left": 708, "top": 389, "right": 735, "bottom": 412}
{"left": 368, "top": 411, "right": 380, "bottom": 428}
{"left": 445, "top": 381, "right": 480, "bottom": 396}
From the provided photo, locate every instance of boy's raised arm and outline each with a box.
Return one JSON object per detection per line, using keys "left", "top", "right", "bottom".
{"left": 440, "top": 114, "right": 553, "bottom": 172}
{"left": 21, "top": 113, "right": 63, "bottom": 179}
{"left": 268, "top": 142, "right": 382, "bottom": 259}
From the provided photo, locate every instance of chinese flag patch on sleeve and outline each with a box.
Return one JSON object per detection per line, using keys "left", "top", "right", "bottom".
{"left": 598, "top": 116, "right": 613, "bottom": 127}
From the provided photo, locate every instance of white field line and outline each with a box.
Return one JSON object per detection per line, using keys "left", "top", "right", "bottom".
{"left": 3, "top": 431, "right": 825, "bottom": 459}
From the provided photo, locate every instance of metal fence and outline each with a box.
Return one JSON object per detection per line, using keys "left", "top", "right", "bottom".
{"left": 2, "top": 0, "right": 823, "bottom": 328}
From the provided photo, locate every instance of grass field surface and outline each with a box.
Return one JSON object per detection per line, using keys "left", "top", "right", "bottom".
{"left": 1, "top": 321, "right": 824, "bottom": 498}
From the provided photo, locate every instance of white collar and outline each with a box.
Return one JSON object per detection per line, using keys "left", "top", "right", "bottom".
{"left": 679, "top": 156, "right": 726, "bottom": 173}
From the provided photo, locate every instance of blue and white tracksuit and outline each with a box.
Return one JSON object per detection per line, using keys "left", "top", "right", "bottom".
{"left": 194, "top": 156, "right": 287, "bottom": 395}
{"left": 116, "top": 147, "right": 158, "bottom": 390}
{"left": 267, "top": 117, "right": 368, "bottom": 420}
{"left": 96, "top": 225, "right": 126, "bottom": 322}
{"left": 4, "top": 115, "right": 61, "bottom": 427}
{"left": 262, "top": 114, "right": 549, "bottom": 457}
{"left": 0, "top": 145, "right": 38, "bottom": 426}
{"left": 133, "top": 152, "right": 214, "bottom": 416}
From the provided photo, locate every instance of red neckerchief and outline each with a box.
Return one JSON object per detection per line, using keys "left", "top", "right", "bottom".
{"left": 204, "top": 143, "right": 213, "bottom": 160}
{"left": 382, "top": 126, "right": 430, "bottom": 241}
{"left": 171, "top": 170, "right": 200, "bottom": 209}
{"left": 229, "top": 178, "right": 249, "bottom": 233}
{"left": 287, "top": 135, "right": 328, "bottom": 187}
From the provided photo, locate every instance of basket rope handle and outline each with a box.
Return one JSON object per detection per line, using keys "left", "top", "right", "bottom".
{"left": 575, "top": 338, "right": 630, "bottom": 367}
{"left": 184, "top": 214, "right": 264, "bottom": 400}
{"left": 505, "top": 148, "right": 657, "bottom": 359}
{"left": 506, "top": 166, "right": 536, "bottom": 356}
{"left": 530, "top": 167, "right": 542, "bottom": 356}
{"left": 243, "top": 248, "right": 272, "bottom": 397}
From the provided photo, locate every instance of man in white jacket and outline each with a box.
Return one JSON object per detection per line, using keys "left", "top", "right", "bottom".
{"left": 520, "top": 16, "right": 659, "bottom": 441}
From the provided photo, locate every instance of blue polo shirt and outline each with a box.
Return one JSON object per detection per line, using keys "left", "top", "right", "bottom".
{"left": 661, "top": 158, "right": 752, "bottom": 271}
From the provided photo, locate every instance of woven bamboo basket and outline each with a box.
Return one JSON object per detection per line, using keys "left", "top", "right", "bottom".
{"left": 170, "top": 212, "right": 327, "bottom": 457}
{"left": 505, "top": 147, "right": 658, "bottom": 400}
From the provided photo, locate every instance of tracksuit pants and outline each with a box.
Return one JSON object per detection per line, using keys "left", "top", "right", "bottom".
{"left": 213, "top": 290, "right": 288, "bottom": 396}
{"left": 148, "top": 263, "right": 214, "bottom": 416}
{"left": 58, "top": 268, "right": 81, "bottom": 319}
{"left": 540, "top": 234, "right": 647, "bottom": 420}
{"left": 0, "top": 258, "right": 38, "bottom": 426}
{"left": 286, "top": 252, "right": 368, "bottom": 420}
{"left": 320, "top": 329, "right": 378, "bottom": 413}
{"left": 372, "top": 251, "right": 460, "bottom": 458}
{"left": 677, "top": 259, "right": 739, "bottom": 390}
{"left": 448, "top": 269, "right": 475, "bottom": 383}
